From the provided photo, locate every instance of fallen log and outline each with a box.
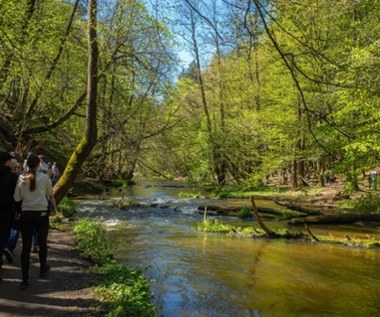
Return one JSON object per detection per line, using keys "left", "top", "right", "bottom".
{"left": 197, "top": 205, "right": 285, "bottom": 216}
{"left": 274, "top": 200, "right": 321, "bottom": 216}
{"left": 289, "top": 213, "right": 380, "bottom": 225}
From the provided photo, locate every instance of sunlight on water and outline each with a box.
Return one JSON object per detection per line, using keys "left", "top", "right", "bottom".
{"left": 115, "top": 229, "right": 380, "bottom": 317}
{"left": 76, "top": 181, "right": 380, "bottom": 317}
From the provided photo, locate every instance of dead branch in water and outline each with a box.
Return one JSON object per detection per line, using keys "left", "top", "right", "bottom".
{"left": 304, "top": 224, "right": 320, "bottom": 242}
{"left": 251, "top": 196, "right": 277, "bottom": 237}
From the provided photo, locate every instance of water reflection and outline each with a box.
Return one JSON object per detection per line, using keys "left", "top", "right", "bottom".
{"left": 76, "top": 181, "right": 380, "bottom": 317}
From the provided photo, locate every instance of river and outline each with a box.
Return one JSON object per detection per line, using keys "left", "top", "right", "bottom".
{"left": 75, "top": 180, "right": 380, "bottom": 317}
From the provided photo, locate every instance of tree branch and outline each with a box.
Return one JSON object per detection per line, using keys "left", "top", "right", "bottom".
{"left": 252, "top": 0, "right": 352, "bottom": 158}
{"left": 26, "top": 0, "right": 80, "bottom": 117}
{"left": 22, "top": 90, "right": 86, "bottom": 134}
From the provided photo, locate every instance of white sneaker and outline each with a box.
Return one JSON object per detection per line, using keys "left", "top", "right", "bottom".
{"left": 3, "top": 248, "right": 13, "bottom": 263}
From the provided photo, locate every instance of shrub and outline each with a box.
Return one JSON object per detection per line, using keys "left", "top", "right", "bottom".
{"left": 73, "top": 220, "right": 156, "bottom": 317}
{"left": 237, "top": 207, "right": 253, "bottom": 219}
{"left": 58, "top": 196, "right": 76, "bottom": 217}
{"left": 96, "top": 263, "right": 155, "bottom": 317}
{"left": 353, "top": 192, "right": 380, "bottom": 214}
{"left": 73, "top": 219, "right": 113, "bottom": 264}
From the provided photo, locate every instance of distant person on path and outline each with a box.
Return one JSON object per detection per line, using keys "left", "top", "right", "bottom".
{"left": 23, "top": 152, "right": 33, "bottom": 172}
{"left": 51, "top": 162, "right": 60, "bottom": 185}
{"left": 38, "top": 154, "right": 51, "bottom": 176}
{"left": 369, "top": 170, "right": 378, "bottom": 190}
{"left": 0, "top": 151, "right": 19, "bottom": 278}
{"left": 14, "top": 154, "right": 57, "bottom": 289}
{"left": 323, "top": 169, "right": 335, "bottom": 186}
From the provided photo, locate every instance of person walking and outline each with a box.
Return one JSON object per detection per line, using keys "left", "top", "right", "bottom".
{"left": 37, "top": 154, "right": 50, "bottom": 175}
{"left": 51, "top": 162, "right": 60, "bottom": 185}
{"left": 14, "top": 154, "right": 57, "bottom": 289}
{"left": 3, "top": 159, "right": 23, "bottom": 264}
{"left": 0, "top": 151, "right": 19, "bottom": 279}
{"left": 23, "top": 153, "right": 41, "bottom": 253}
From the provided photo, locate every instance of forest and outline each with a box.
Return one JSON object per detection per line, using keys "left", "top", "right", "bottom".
{"left": 1, "top": 2, "right": 380, "bottom": 316}
{"left": 1, "top": 0, "right": 380, "bottom": 200}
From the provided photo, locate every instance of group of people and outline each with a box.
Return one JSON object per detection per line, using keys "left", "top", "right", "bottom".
{"left": 0, "top": 150, "right": 58, "bottom": 289}
{"left": 24, "top": 154, "right": 60, "bottom": 186}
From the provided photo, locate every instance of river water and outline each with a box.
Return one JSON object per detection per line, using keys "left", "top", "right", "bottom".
{"left": 76, "top": 181, "right": 380, "bottom": 317}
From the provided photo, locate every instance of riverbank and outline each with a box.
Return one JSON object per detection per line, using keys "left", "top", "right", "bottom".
{"left": 0, "top": 229, "right": 100, "bottom": 317}
{"left": 78, "top": 181, "right": 380, "bottom": 317}
{"left": 0, "top": 178, "right": 367, "bottom": 317}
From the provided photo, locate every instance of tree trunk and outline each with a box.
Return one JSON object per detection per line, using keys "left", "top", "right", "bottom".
{"left": 54, "top": 0, "right": 98, "bottom": 204}
{"left": 274, "top": 200, "right": 322, "bottom": 216}
{"left": 291, "top": 160, "right": 298, "bottom": 190}
{"left": 189, "top": 9, "right": 224, "bottom": 185}
{"left": 290, "top": 213, "right": 380, "bottom": 225}
{"left": 214, "top": 20, "right": 227, "bottom": 185}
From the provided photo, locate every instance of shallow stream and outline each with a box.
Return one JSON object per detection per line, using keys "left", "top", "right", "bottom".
{"left": 76, "top": 180, "right": 380, "bottom": 317}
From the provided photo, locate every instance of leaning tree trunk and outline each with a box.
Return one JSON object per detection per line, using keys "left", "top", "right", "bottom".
{"left": 53, "top": 0, "right": 98, "bottom": 204}
{"left": 251, "top": 196, "right": 277, "bottom": 237}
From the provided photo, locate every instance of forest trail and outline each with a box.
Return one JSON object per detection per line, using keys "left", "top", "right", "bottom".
{"left": 0, "top": 230, "right": 99, "bottom": 316}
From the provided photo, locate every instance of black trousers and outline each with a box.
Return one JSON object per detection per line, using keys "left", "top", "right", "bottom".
{"left": 0, "top": 214, "right": 13, "bottom": 265}
{"left": 20, "top": 210, "right": 49, "bottom": 281}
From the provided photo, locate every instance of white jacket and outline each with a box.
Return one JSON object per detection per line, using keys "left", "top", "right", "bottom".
{"left": 14, "top": 171, "right": 53, "bottom": 211}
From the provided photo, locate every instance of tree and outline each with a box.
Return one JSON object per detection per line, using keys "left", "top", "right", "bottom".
{"left": 86, "top": 0, "right": 177, "bottom": 180}
{"left": 54, "top": 0, "right": 99, "bottom": 204}
{"left": 0, "top": 0, "right": 87, "bottom": 158}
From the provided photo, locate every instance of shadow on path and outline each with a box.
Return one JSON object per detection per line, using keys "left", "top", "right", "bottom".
{"left": 0, "top": 230, "right": 100, "bottom": 317}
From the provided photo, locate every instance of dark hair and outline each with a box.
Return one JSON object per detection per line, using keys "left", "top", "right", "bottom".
{"left": 26, "top": 154, "right": 40, "bottom": 191}
{"left": 0, "top": 151, "right": 12, "bottom": 164}
{"left": 27, "top": 154, "right": 40, "bottom": 168}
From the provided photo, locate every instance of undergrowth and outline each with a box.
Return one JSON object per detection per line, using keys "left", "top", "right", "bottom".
{"left": 50, "top": 196, "right": 76, "bottom": 230}
{"left": 352, "top": 192, "right": 380, "bottom": 213}
{"left": 58, "top": 196, "right": 76, "bottom": 217}
{"left": 73, "top": 219, "right": 156, "bottom": 317}
{"left": 196, "top": 219, "right": 259, "bottom": 235}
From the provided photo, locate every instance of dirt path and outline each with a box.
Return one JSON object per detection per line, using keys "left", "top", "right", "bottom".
{"left": 0, "top": 230, "right": 100, "bottom": 316}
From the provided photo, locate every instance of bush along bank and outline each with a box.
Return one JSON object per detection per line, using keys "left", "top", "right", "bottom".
{"left": 72, "top": 219, "right": 157, "bottom": 317}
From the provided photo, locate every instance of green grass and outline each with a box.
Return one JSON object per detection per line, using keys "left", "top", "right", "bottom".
{"left": 196, "top": 219, "right": 259, "bottom": 235}
{"left": 208, "top": 186, "right": 313, "bottom": 200}
{"left": 178, "top": 191, "right": 203, "bottom": 198}
{"left": 72, "top": 219, "right": 156, "bottom": 317}
{"left": 319, "top": 234, "right": 380, "bottom": 248}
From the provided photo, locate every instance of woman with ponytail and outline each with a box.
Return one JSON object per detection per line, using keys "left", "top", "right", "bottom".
{"left": 14, "top": 153, "right": 57, "bottom": 289}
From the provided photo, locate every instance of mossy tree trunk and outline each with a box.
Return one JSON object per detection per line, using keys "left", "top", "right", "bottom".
{"left": 54, "top": 0, "right": 98, "bottom": 204}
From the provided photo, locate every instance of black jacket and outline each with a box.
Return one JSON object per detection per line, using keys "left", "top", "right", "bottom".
{"left": 0, "top": 165, "right": 19, "bottom": 219}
